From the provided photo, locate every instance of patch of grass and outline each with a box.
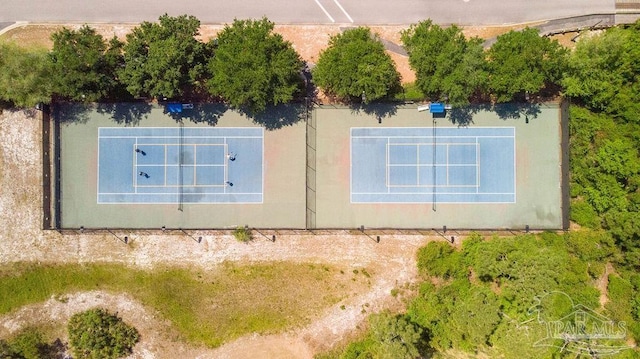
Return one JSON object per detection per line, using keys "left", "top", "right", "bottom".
{"left": 0, "top": 25, "right": 61, "bottom": 50}
{"left": 0, "top": 262, "right": 369, "bottom": 348}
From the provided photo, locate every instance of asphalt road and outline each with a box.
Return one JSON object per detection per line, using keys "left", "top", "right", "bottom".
{"left": 0, "top": 0, "right": 616, "bottom": 25}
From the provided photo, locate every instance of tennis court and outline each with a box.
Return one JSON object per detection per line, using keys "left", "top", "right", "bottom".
{"left": 351, "top": 127, "right": 515, "bottom": 203}
{"left": 98, "top": 127, "right": 263, "bottom": 204}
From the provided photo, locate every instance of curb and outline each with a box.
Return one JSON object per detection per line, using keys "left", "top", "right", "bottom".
{"left": 0, "top": 21, "right": 28, "bottom": 37}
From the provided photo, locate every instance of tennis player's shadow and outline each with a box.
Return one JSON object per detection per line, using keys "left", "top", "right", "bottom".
{"left": 96, "top": 102, "right": 152, "bottom": 125}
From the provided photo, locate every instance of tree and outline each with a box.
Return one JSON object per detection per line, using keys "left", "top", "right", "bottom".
{"left": 68, "top": 308, "right": 139, "bottom": 359}
{"left": 50, "top": 25, "right": 124, "bottom": 102}
{"left": 207, "top": 17, "right": 304, "bottom": 113}
{"left": 486, "top": 28, "right": 567, "bottom": 102}
{"left": 369, "top": 312, "right": 424, "bottom": 358}
{"left": 313, "top": 27, "right": 401, "bottom": 103}
{"left": 119, "top": 14, "right": 209, "bottom": 99}
{"left": 401, "top": 20, "right": 487, "bottom": 105}
{"left": 341, "top": 312, "right": 426, "bottom": 359}
{"left": 562, "top": 22, "right": 640, "bottom": 123}
{"left": 0, "top": 41, "right": 52, "bottom": 107}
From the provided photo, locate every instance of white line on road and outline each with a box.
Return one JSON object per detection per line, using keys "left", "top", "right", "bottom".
{"left": 313, "top": 0, "right": 335, "bottom": 22}
{"left": 332, "top": 0, "right": 354, "bottom": 23}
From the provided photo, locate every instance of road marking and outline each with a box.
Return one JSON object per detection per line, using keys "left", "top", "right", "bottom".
{"left": 314, "top": 0, "right": 335, "bottom": 22}
{"left": 332, "top": 0, "right": 354, "bottom": 23}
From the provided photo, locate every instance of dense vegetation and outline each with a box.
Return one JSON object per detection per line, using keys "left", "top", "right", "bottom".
{"left": 323, "top": 21, "right": 640, "bottom": 359}
{"left": 330, "top": 232, "right": 639, "bottom": 358}
{"left": 207, "top": 18, "right": 304, "bottom": 113}
{"left": 67, "top": 308, "right": 139, "bottom": 359}
{"left": 1, "top": 15, "right": 572, "bottom": 110}
{"left": 401, "top": 20, "right": 486, "bottom": 105}
{"left": 312, "top": 27, "right": 401, "bottom": 103}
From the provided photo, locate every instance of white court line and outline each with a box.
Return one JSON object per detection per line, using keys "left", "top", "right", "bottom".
{"left": 133, "top": 139, "right": 138, "bottom": 193}
{"left": 313, "top": 0, "right": 335, "bottom": 22}
{"left": 96, "top": 136, "right": 101, "bottom": 203}
{"left": 164, "top": 144, "right": 168, "bottom": 187}
{"left": 386, "top": 138, "right": 390, "bottom": 192}
{"left": 141, "top": 164, "right": 225, "bottom": 167}
{"left": 476, "top": 138, "right": 480, "bottom": 193}
{"left": 332, "top": 0, "right": 354, "bottom": 22}
{"left": 223, "top": 141, "right": 228, "bottom": 193}
{"left": 193, "top": 144, "right": 197, "bottom": 186}
{"left": 416, "top": 145, "right": 420, "bottom": 186}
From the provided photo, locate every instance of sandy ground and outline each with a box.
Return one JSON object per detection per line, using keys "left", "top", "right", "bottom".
{"left": 0, "top": 23, "right": 498, "bottom": 358}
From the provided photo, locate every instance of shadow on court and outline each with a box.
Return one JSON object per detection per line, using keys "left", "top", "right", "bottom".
{"left": 494, "top": 102, "right": 542, "bottom": 121}
{"left": 53, "top": 102, "right": 93, "bottom": 124}
{"left": 448, "top": 102, "right": 542, "bottom": 126}
{"left": 164, "top": 103, "right": 227, "bottom": 126}
{"left": 243, "top": 103, "right": 306, "bottom": 130}
{"left": 97, "top": 102, "right": 152, "bottom": 125}
{"left": 349, "top": 102, "right": 398, "bottom": 121}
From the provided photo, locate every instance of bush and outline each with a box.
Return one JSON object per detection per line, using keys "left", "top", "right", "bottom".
{"left": 417, "top": 241, "right": 465, "bottom": 279}
{"left": 233, "top": 226, "right": 252, "bottom": 242}
{"left": 68, "top": 308, "right": 139, "bottom": 359}
{"left": 570, "top": 199, "right": 600, "bottom": 228}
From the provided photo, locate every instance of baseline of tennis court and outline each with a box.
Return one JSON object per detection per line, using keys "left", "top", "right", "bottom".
{"left": 98, "top": 127, "right": 263, "bottom": 204}
{"left": 351, "top": 127, "right": 515, "bottom": 203}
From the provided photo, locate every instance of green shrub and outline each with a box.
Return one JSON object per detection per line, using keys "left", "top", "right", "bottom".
{"left": 233, "top": 226, "right": 252, "bottom": 242}
{"left": 4, "top": 327, "right": 47, "bottom": 359}
{"left": 417, "top": 241, "right": 465, "bottom": 279}
{"left": 68, "top": 308, "right": 139, "bottom": 359}
{"left": 570, "top": 199, "right": 600, "bottom": 228}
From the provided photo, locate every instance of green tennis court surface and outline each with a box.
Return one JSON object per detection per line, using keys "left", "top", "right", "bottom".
{"left": 55, "top": 103, "right": 566, "bottom": 230}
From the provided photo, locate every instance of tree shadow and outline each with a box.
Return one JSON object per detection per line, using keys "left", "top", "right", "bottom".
{"left": 447, "top": 102, "right": 541, "bottom": 126}
{"left": 52, "top": 102, "right": 93, "bottom": 124}
{"left": 96, "top": 102, "right": 153, "bottom": 125}
{"left": 448, "top": 104, "right": 491, "bottom": 126}
{"left": 164, "top": 103, "right": 227, "bottom": 126}
{"left": 349, "top": 102, "right": 399, "bottom": 122}
{"left": 242, "top": 103, "right": 306, "bottom": 130}
{"left": 493, "top": 102, "right": 541, "bottom": 122}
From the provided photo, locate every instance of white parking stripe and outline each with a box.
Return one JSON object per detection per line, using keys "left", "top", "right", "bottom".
{"left": 313, "top": 0, "right": 335, "bottom": 22}
{"left": 332, "top": 0, "right": 354, "bottom": 23}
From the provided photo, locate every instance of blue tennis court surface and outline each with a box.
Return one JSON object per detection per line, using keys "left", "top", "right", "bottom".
{"left": 98, "top": 127, "right": 263, "bottom": 204}
{"left": 351, "top": 127, "right": 515, "bottom": 203}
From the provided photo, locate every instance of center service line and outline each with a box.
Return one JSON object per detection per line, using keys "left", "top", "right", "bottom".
{"left": 332, "top": 0, "right": 354, "bottom": 23}
{"left": 314, "top": 0, "right": 335, "bottom": 22}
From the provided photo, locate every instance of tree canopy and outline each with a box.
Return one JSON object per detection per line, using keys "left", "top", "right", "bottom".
{"left": 0, "top": 41, "right": 52, "bottom": 107}
{"left": 68, "top": 308, "right": 139, "bottom": 359}
{"left": 119, "top": 14, "right": 209, "bottom": 99}
{"left": 401, "top": 20, "right": 487, "bottom": 105}
{"left": 486, "top": 28, "right": 567, "bottom": 102}
{"left": 562, "top": 23, "right": 640, "bottom": 122}
{"left": 50, "top": 26, "right": 123, "bottom": 102}
{"left": 313, "top": 27, "right": 401, "bottom": 103}
{"left": 206, "top": 18, "right": 304, "bottom": 113}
